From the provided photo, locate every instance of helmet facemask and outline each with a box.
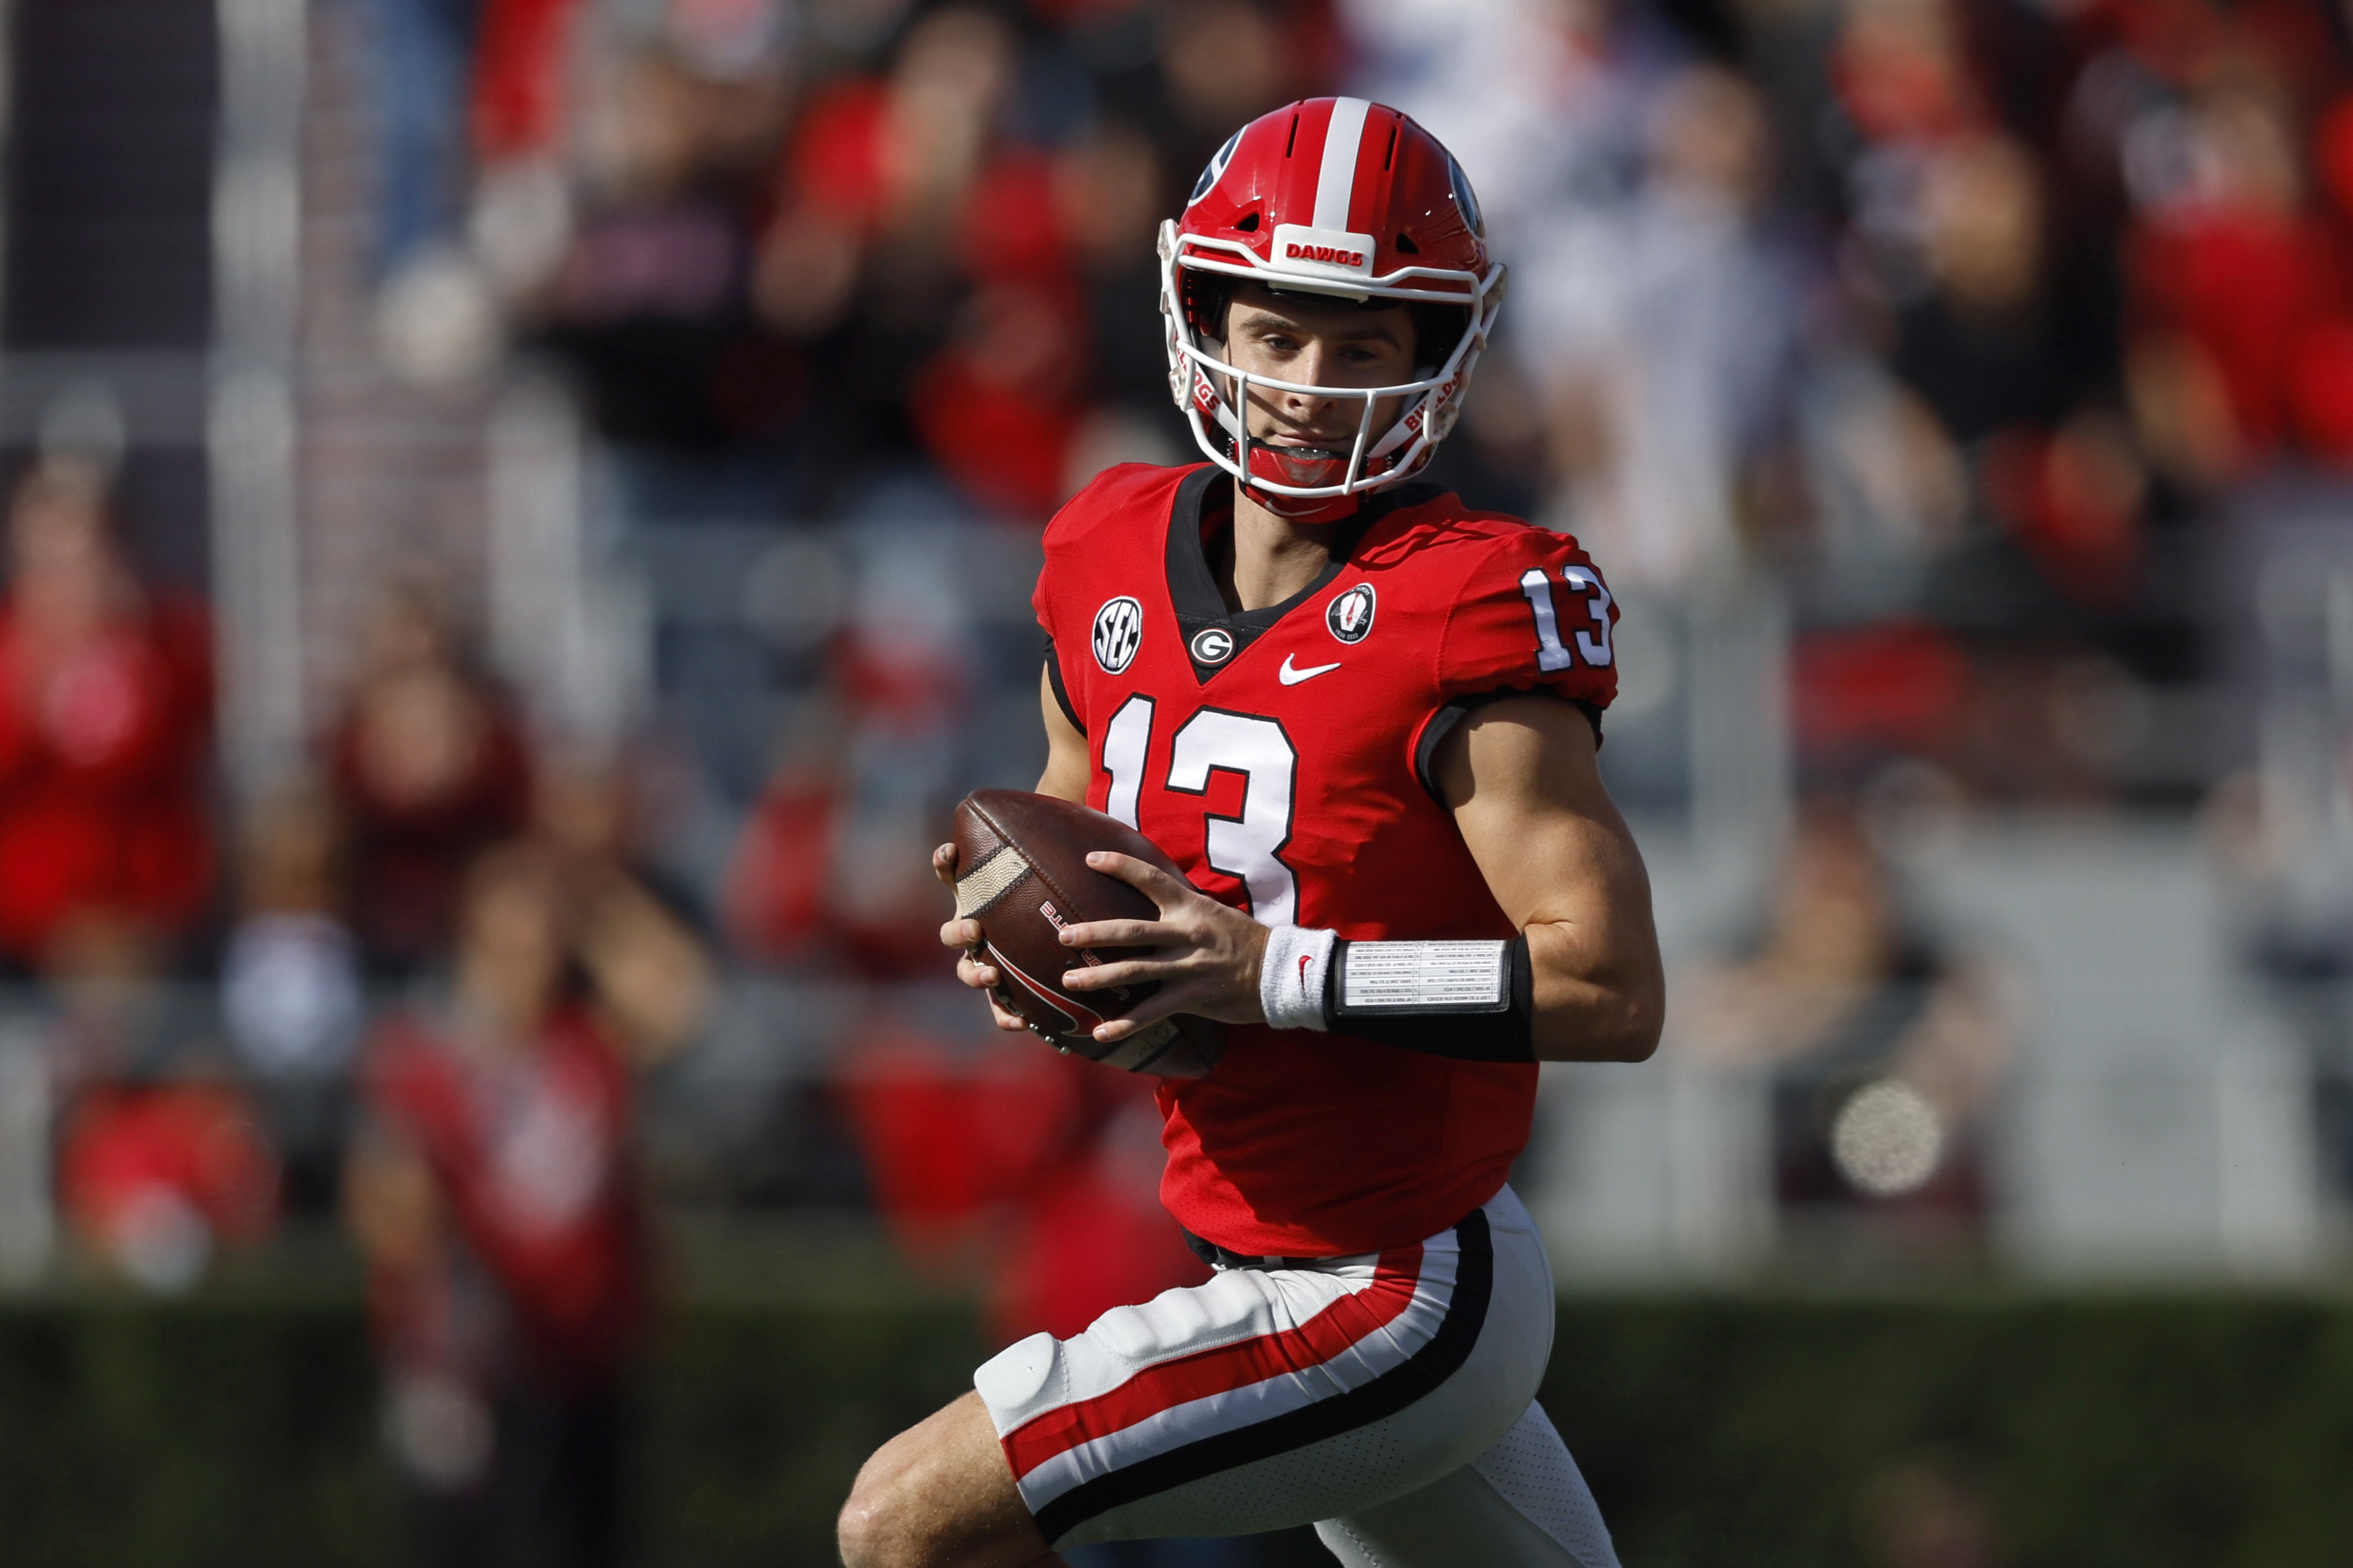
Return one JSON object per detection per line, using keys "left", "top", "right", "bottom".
{"left": 1158, "top": 220, "right": 1505, "bottom": 518}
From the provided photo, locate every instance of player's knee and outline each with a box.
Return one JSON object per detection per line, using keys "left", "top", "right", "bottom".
{"left": 835, "top": 1478, "right": 899, "bottom": 1568}
{"left": 835, "top": 1457, "right": 932, "bottom": 1568}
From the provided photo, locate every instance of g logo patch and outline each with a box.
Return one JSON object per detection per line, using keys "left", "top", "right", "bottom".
{"left": 1092, "top": 596, "right": 1142, "bottom": 674}
{"left": 1326, "top": 584, "right": 1376, "bottom": 645}
{"left": 1189, "top": 626, "right": 1235, "bottom": 665}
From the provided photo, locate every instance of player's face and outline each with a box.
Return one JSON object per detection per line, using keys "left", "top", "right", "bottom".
{"left": 1215, "top": 284, "right": 1418, "bottom": 454}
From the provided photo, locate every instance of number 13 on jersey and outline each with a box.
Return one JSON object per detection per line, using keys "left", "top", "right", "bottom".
{"left": 1100, "top": 695, "right": 1299, "bottom": 927}
{"left": 1520, "top": 564, "right": 1613, "bottom": 672}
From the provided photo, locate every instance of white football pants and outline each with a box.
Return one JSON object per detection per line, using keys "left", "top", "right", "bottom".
{"left": 972, "top": 1186, "right": 1620, "bottom": 1567}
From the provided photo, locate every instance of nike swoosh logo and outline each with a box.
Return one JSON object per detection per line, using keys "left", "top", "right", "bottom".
{"left": 1279, "top": 654, "right": 1342, "bottom": 685}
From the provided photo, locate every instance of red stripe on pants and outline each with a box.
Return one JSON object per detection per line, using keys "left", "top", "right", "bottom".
{"left": 1002, "top": 1243, "right": 1431, "bottom": 1477}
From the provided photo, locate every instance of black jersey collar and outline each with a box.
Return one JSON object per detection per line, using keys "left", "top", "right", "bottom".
{"left": 1163, "top": 466, "right": 1442, "bottom": 684}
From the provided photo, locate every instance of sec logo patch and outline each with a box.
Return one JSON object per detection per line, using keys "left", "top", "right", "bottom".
{"left": 1092, "top": 596, "right": 1142, "bottom": 674}
{"left": 1326, "top": 584, "right": 1376, "bottom": 645}
{"left": 1189, "top": 626, "right": 1235, "bottom": 665}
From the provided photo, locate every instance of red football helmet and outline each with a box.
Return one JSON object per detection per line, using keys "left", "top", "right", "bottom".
{"left": 1159, "top": 97, "right": 1505, "bottom": 514}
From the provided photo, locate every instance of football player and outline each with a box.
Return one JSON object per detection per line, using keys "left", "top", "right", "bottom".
{"left": 842, "top": 98, "right": 1662, "bottom": 1568}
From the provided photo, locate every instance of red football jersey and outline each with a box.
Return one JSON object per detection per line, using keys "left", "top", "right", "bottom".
{"left": 1034, "top": 463, "right": 1620, "bottom": 1256}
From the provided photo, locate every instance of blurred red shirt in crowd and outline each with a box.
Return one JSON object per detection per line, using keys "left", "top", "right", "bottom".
{"left": 59, "top": 1080, "right": 278, "bottom": 1288}
{"left": 723, "top": 629, "right": 974, "bottom": 976}
{"left": 2119, "top": 35, "right": 2353, "bottom": 470}
{"left": 0, "top": 458, "right": 214, "bottom": 968}
{"left": 755, "top": 8, "right": 1095, "bottom": 518}
{"left": 471, "top": 0, "right": 579, "bottom": 164}
{"left": 365, "top": 1004, "right": 646, "bottom": 1387}
{"left": 351, "top": 843, "right": 649, "bottom": 1394}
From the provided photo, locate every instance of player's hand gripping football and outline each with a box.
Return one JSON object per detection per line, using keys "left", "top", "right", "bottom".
{"left": 1043, "top": 851, "right": 1269, "bottom": 1043}
{"left": 933, "top": 843, "right": 1029, "bottom": 1033}
{"left": 932, "top": 843, "right": 1271, "bottom": 1045}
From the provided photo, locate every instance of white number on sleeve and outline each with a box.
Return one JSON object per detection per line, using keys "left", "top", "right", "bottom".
{"left": 1519, "top": 564, "right": 1614, "bottom": 671}
{"left": 1519, "top": 567, "right": 1575, "bottom": 672}
{"left": 1560, "top": 565, "right": 1614, "bottom": 667}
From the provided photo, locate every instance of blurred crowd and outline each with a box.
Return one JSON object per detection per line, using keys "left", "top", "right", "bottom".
{"left": 5, "top": 0, "right": 2353, "bottom": 1556}
{"left": 346, "top": 0, "right": 2353, "bottom": 817}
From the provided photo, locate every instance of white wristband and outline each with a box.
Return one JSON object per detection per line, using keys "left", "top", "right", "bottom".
{"left": 1259, "top": 924, "right": 1337, "bottom": 1031}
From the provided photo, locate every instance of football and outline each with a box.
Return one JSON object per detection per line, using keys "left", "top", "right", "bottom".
{"left": 950, "top": 789, "right": 1225, "bottom": 1076}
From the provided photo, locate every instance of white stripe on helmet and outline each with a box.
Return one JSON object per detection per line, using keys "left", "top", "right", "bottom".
{"left": 1312, "top": 97, "right": 1373, "bottom": 233}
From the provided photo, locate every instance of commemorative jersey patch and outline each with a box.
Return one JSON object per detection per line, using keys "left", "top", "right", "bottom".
{"left": 1093, "top": 596, "right": 1143, "bottom": 674}
{"left": 1326, "top": 583, "right": 1376, "bottom": 645}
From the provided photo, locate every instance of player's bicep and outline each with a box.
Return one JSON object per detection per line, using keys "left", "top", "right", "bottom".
{"left": 1435, "top": 696, "right": 1624, "bottom": 919}
{"left": 1037, "top": 663, "right": 1091, "bottom": 803}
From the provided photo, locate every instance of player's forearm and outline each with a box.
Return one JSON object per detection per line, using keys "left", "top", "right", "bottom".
{"left": 1435, "top": 691, "right": 1662, "bottom": 1061}
{"left": 1525, "top": 918, "right": 1664, "bottom": 1063}
{"left": 1253, "top": 912, "right": 1659, "bottom": 1064}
